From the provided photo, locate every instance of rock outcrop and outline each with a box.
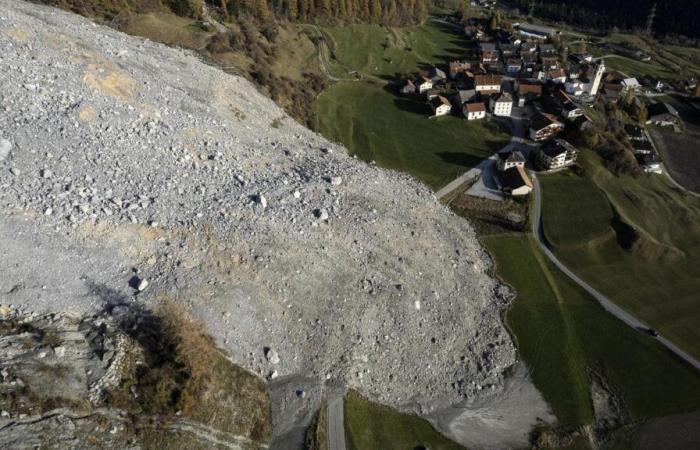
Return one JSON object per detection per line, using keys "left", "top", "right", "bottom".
{"left": 0, "top": 0, "right": 515, "bottom": 428}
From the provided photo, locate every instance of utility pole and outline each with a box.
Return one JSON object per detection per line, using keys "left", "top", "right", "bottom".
{"left": 645, "top": 2, "right": 657, "bottom": 36}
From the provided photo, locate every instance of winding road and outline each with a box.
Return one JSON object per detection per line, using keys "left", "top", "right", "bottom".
{"left": 530, "top": 174, "right": 700, "bottom": 372}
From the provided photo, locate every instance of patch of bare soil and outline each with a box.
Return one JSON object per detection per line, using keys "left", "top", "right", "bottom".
{"left": 450, "top": 194, "right": 529, "bottom": 235}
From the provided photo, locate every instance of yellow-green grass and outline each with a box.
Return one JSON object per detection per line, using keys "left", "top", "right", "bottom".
{"left": 118, "top": 12, "right": 214, "bottom": 50}
{"left": 539, "top": 150, "right": 700, "bottom": 361}
{"left": 271, "top": 24, "right": 322, "bottom": 81}
{"left": 482, "top": 233, "right": 700, "bottom": 433}
{"left": 540, "top": 170, "right": 614, "bottom": 246}
{"left": 316, "top": 82, "right": 509, "bottom": 190}
{"left": 601, "top": 54, "right": 675, "bottom": 80}
{"left": 321, "top": 21, "right": 473, "bottom": 79}
{"left": 344, "top": 391, "right": 465, "bottom": 450}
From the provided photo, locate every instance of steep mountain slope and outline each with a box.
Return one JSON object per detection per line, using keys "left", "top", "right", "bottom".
{"left": 0, "top": 0, "right": 518, "bottom": 441}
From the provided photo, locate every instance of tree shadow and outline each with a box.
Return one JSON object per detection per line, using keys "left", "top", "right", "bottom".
{"left": 394, "top": 97, "right": 430, "bottom": 115}
{"left": 436, "top": 152, "right": 485, "bottom": 168}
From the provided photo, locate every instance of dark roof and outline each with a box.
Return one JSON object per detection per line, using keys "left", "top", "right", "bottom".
{"left": 625, "top": 124, "right": 645, "bottom": 138}
{"left": 453, "top": 89, "right": 477, "bottom": 104}
{"left": 518, "top": 82, "right": 542, "bottom": 95}
{"left": 648, "top": 102, "right": 679, "bottom": 119}
{"left": 530, "top": 112, "right": 562, "bottom": 131}
{"left": 636, "top": 152, "right": 660, "bottom": 164}
{"left": 429, "top": 67, "right": 447, "bottom": 79}
{"left": 500, "top": 166, "right": 533, "bottom": 190}
{"left": 498, "top": 150, "right": 525, "bottom": 163}
{"left": 632, "top": 140, "right": 654, "bottom": 151}
{"left": 430, "top": 96, "right": 451, "bottom": 108}
{"left": 539, "top": 139, "right": 575, "bottom": 158}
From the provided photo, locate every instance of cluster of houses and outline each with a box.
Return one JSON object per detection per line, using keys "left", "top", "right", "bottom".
{"left": 494, "top": 138, "right": 580, "bottom": 197}
{"left": 397, "top": 12, "right": 679, "bottom": 198}
{"left": 626, "top": 124, "right": 661, "bottom": 173}
{"left": 399, "top": 15, "right": 608, "bottom": 142}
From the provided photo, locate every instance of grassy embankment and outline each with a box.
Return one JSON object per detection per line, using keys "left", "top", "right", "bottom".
{"left": 539, "top": 150, "right": 700, "bottom": 361}
{"left": 344, "top": 391, "right": 465, "bottom": 450}
{"left": 452, "top": 150, "right": 700, "bottom": 448}
{"left": 316, "top": 22, "right": 510, "bottom": 190}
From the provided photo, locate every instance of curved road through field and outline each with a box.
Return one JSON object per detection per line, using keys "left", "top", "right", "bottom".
{"left": 530, "top": 174, "right": 700, "bottom": 372}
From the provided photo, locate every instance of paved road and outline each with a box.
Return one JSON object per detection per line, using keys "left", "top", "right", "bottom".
{"left": 530, "top": 174, "right": 700, "bottom": 372}
{"left": 327, "top": 386, "right": 347, "bottom": 450}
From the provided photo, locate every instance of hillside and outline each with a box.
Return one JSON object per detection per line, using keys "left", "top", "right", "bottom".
{"left": 0, "top": 0, "right": 524, "bottom": 445}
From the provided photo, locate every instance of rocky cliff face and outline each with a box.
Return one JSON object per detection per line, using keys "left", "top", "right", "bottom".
{"left": 0, "top": 0, "right": 515, "bottom": 436}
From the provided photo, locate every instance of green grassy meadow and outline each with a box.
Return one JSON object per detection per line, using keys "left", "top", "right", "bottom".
{"left": 482, "top": 233, "right": 700, "bottom": 433}
{"left": 344, "top": 391, "right": 465, "bottom": 450}
{"left": 317, "top": 82, "right": 509, "bottom": 189}
{"left": 538, "top": 151, "right": 700, "bottom": 361}
{"left": 322, "top": 21, "right": 474, "bottom": 80}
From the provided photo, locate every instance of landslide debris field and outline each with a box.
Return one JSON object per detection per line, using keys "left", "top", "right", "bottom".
{"left": 0, "top": 0, "right": 531, "bottom": 444}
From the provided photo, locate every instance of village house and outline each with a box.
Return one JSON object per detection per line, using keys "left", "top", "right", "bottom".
{"left": 449, "top": 61, "right": 471, "bottom": 79}
{"left": 464, "top": 24, "right": 481, "bottom": 39}
{"left": 529, "top": 112, "right": 565, "bottom": 141}
{"left": 533, "top": 139, "right": 578, "bottom": 170}
{"left": 647, "top": 102, "right": 680, "bottom": 126}
{"left": 516, "top": 81, "right": 542, "bottom": 107}
{"left": 636, "top": 152, "right": 662, "bottom": 173}
{"left": 499, "top": 43, "right": 518, "bottom": 58}
{"left": 416, "top": 76, "right": 433, "bottom": 94}
{"left": 491, "top": 92, "right": 513, "bottom": 117}
{"left": 603, "top": 83, "right": 624, "bottom": 101}
{"left": 541, "top": 56, "right": 559, "bottom": 71}
{"left": 545, "top": 68, "right": 567, "bottom": 84}
{"left": 429, "top": 67, "right": 447, "bottom": 83}
{"left": 520, "top": 42, "right": 537, "bottom": 54}
{"left": 506, "top": 58, "right": 522, "bottom": 74}
{"left": 451, "top": 89, "right": 478, "bottom": 107}
{"left": 430, "top": 96, "right": 452, "bottom": 117}
{"left": 555, "top": 90, "right": 584, "bottom": 120}
{"left": 479, "top": 42, "right": 500, "bottom": 64}
{"left": 521, "top": 52, "right": 538, "bottom": 72}
{"left": 631, "top": 139, "right": 654, "bottom": 155}
{"left": 569, "top": 53, "right": 593, "bottom": 64}
{"left": 625, "top": 124, "right": 646, "bottom": 140}
{"left": 565, "top": 80, "right": 585, "bottom": 97}
{"left": 497, "top": 149, "right": 526, "bottom": 171}
{"left": 500, "top": 166, "right": 533, "bottom": 196}
{"left": 539, "top": 43, "right": 557, "bottom": 56}
{"left": 621, "top": 77, "right": 641, "bottom": 92}
{"left": 425, "top": 88, "right": 441, "bottom": 100}
{"left": 475, "top": 74, "right": 503, "bottom": 94}
{"left": 400, "top": 79, "right": 416, "bottom": 95}
{"left": 641, "top": 75, "right": 664, "bottom": 92}
{"left": 464, "top": 102, "right": 487, "bottom": 120}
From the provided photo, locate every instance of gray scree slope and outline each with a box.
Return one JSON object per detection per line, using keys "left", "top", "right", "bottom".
{"left": 0, "top": 0, "right": 515, "bottom": 414}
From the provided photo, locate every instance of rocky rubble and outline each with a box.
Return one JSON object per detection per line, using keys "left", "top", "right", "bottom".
{"left": 0, "top": 0, "right": 515, "bottom": 424}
